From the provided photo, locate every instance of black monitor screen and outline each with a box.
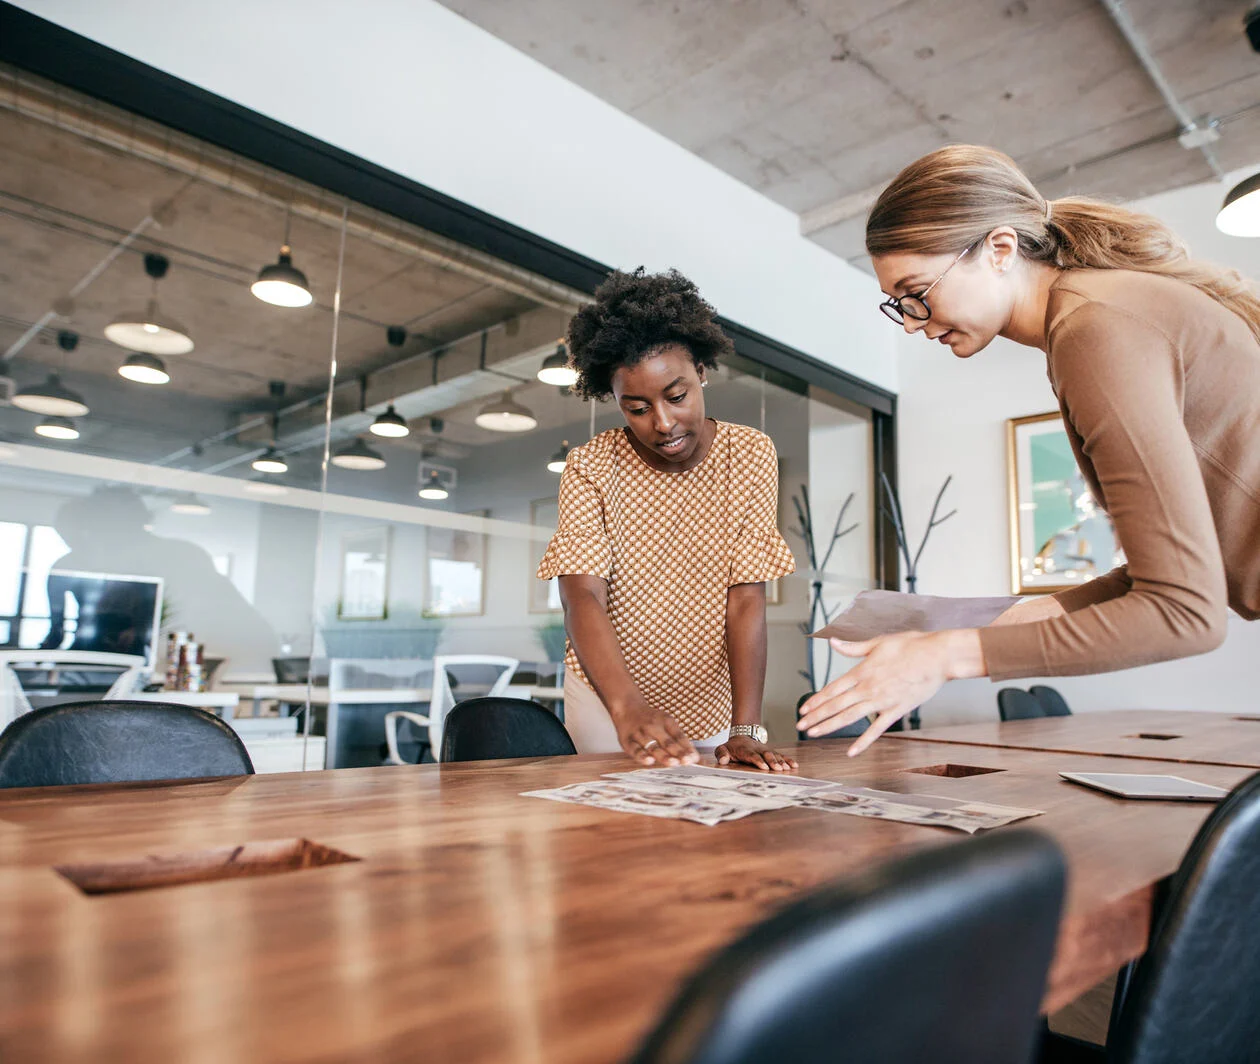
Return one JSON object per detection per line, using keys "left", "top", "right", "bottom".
{"left": 31, "top": 570, "right": 164, "bottom": 666}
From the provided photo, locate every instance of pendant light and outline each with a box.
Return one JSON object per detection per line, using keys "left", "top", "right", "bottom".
{"left": 119, "top": 352, "right": 170, "bottom": 384}
{"left": 547, "top": 441, "right": 570, "bottom": 474}
{"left": 35, "top": 416, "right": 79, "bottom": 441}
{"left": 370, "top": 405, "right": 410, "bottom": 438}
{"left": 252, "top": 448, "right": 288, "bottom": 474}
{"left": 332, "top": 437, "right": 386, "bottom": 471}
{"left": 537, "top": 343, "right": 577, "bottom": 386}
{"left": 14, "top": 372, "right": 89, "bottom": 417}
{"left": 170, "top": 493, "right": 211, "bottom": 515}
{"left": 418, "top": 469, "right": 449, "bottom": 500}
{"left": 105, "top": 253, "right": 194, "bottom": 355}
{"left": 251, "top": 410, "right": 288, "bottom": 473}
{"left": 1217, "top": 172, "right": 1260, "bottom": 237}
{"left": 475, "top": 390, "right": 538, "bottom": 433}
{"left": 14, "top": 331, "right": 90, "bottom": 417}
{"left": 252, "top": 208, "right": 313, "bottom": 307}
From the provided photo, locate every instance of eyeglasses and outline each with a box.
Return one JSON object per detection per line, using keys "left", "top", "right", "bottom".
{"left": 878, "top": 241, "right": 979, "bottom": 325}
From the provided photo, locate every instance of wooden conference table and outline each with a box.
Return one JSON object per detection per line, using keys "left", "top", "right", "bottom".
{"left": 885, "top": 709, "right": 1260, "bottom": 769}
{"left": 0, "top": 737, "right": 1248, "bottom": 1063}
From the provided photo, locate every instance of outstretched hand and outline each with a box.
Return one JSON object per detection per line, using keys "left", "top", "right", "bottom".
{"left": 797, "top": 629, "right": 986, "bottom": 756}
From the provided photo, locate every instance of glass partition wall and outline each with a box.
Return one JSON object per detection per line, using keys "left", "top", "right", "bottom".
{"left": 0, "top": 62, "right": 886, "bottom": 769}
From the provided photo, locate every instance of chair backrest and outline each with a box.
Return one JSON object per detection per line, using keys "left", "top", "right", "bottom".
{"left": 1028, "top": 685, "right": 1072, "bottom": 717}
{"left": 428, "top": 655, "right": 518, "bottom": 755}
{"left": 796, "top": 691, "right": 868, "bottom": 738}
{"left": 997, "top": 687, "right": 1046, "bottom": 722}
{"left": 629, "top": 830, "right": 1065, "bottom": 1064}
{"left": 272, "top": 656, "right": 311, "bottom": 684}
{"left": 1106, "top": 770, "right": 1260, "bottom": 1064}
{"left": 440, "top": 697, "right": 577, "bottom": 762}
{"left": 0, "top": 700, "right": 254, "bottom": 788}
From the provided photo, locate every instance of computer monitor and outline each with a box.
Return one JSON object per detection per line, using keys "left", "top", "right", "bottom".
{"left": 31, "top": 569, "right": 164, "bottom": 667}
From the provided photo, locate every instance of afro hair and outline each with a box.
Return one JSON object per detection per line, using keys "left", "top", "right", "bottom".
{"left": 566, "top": 268, "right": 734, "bottom": 400}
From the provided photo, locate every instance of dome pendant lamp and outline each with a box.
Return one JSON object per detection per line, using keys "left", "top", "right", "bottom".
{"left": 1217, "top": 172, "right": 1260, "bottom": 237}
{"left": 547, "top": 441, "right": 570, "bottom": 473}
{"left": 105, "top": 253, "right": 194, "bottom": 355}
{"left": 14, "top": 331, "right": 90, "bottom": 417}
{"left": 119, "top": 352, "right": 170, "bottom": 384}
{"left": 332, "top": 437, "right": 387, "bottom": 471}
{"left": 252, "top": 207, "right": 313, "bottom": 307}
{"left": 537, "top": 342, "right": 577, "bottom": 386}
{"left": 370, "top": 405, "right": 409, "bottom": 438}
{"left": 475, "top": 390, "right": 538, "bottom": 433}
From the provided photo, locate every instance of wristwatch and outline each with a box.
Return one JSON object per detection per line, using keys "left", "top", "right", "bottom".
{"left": 729, "top": 724, "right": 768, "bottom": 744}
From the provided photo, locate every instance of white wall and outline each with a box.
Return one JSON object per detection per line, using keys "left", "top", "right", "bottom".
{"left": 15, "top": 0, "right": 895, "bottom": 393}
{"left": 896, "top": 167, "right": 1260, "bottom": 721}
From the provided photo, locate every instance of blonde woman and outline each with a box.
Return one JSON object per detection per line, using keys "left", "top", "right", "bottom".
{"left": 800, "top": 144, "right": 1260, "bottom": 753}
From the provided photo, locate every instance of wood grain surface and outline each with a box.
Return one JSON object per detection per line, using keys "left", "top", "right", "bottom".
{"left": 886, "top": 710, "right": 1260, "bottom": 768}
{"left": 0, "top": 739, "right": 1248, "bottom": 1063}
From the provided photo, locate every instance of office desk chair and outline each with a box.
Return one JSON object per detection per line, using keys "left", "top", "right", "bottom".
{"left": 0, "top": 700, "right": 254, "bottom": 788}
{"left": 631, "top": 830, "right": 1065, "bottom": 1064}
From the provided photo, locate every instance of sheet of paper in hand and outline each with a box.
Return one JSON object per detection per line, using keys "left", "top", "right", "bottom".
{"left": 811, "top": 589, "right": 1019, "bottom": 642}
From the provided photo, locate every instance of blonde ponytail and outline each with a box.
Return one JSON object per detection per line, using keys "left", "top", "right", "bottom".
{"left": 866, "top": 145, "right": 1260, "bottom": 344}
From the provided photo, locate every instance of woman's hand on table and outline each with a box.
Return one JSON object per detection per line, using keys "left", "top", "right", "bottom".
{"left": 610, "top": 702, "right": 699, "bottom": 767}
{"left": 714, "top": 735, "right": 798, "bottom": 772}
{"left": 796, "top": 629, "right": 987, "bottom": 756}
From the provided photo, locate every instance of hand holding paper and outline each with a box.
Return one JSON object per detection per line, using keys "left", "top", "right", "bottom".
{"left": 799, "top": 590, "right": 1019, "bottom": 755}
{"left": 810, "top": 590, "right": 1018, "bottom": 641}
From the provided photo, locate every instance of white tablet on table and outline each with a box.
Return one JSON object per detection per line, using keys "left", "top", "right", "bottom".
{"left": 1059, "top": 772, "right": 1228, "bottom": 802}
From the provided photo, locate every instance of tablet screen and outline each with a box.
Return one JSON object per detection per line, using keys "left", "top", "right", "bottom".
{"left": 1060, "top": 772, "right": 1228, "bottom": 801}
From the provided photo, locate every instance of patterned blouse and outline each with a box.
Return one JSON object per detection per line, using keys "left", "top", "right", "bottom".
{"left": 537, "top": 420, "right": 795, "bottom": 738}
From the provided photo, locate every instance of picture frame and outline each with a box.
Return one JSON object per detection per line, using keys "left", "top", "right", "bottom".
{"left": 338, "top": 526, "right": 391, "bottom": 620}
{"left": 1006, "top": 412, "right": 1123, "bottom": 595}
{"left": 529, "top": 497, "right": 563, "bottom": 614}
{"left": 423, "top": 511, "right": 487, "bottom": 617}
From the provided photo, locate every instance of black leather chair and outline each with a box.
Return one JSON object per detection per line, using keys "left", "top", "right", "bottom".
{"left": 796, "top": 691, "right": 869, "bottom": 738}
{"left": 999, "top": 687, "right": 1047, "bottom": 722}
{"left": 1030, "top": 685, "right": 1073, "bottom": 718}
{"left": 0, "top": 701, "right": 254, "bottom": 788}
{"left": 440, "top": 697, "right": 577, "bottom": 762}
{"left": 630, "top": 829, "right": 1066, "bottom": 1064}
{"left": 1042, "top": 770, "right": 1260, "bottom": 1064}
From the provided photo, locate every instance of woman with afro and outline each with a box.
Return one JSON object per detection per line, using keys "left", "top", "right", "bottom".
{"left": 537, "top": 268, "right": 798, "bottom": 771}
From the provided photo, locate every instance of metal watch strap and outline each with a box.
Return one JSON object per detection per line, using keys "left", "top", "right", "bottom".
{"left": 729, "top": 724, "right": 767, "bottom": 743}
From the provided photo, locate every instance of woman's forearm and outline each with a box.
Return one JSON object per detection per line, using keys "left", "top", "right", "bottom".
{"left": 558, "top": 577, "right": 645, "bottom": 718}
{"left": 989, "top": 596, "right": 1066, "bottom": 627}
{"left": 725, "top": 583, "right": 768, "bottom": 725}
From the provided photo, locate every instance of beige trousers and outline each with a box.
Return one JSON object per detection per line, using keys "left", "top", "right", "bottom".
{"left": 562, "top": 673, "right": 728, "bottom": 755}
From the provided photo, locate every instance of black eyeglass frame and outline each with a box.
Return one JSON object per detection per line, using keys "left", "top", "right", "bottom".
{"left": 878, "top": 240, "right": 980, "bottom": 325}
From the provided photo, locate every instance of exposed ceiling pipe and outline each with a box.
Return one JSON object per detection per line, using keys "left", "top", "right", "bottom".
{"left": 1096, "top": 0, "right": 1225, "bottom": 180}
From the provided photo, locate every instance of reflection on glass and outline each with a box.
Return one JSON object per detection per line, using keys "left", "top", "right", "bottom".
{"left": 423, "top": 518, "right": 487, "bottom": 617}
{"left": 0, "top": 63, "right": 881, "bottom": 770}
{"left": 0, "top": 522, "right": 28, "bottom": 616}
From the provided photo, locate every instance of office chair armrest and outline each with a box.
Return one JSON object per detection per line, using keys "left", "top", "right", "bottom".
{"left": 383, "top": 710, "right": 432, "bottom": 765}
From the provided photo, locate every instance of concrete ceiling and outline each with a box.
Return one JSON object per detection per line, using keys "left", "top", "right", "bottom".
{"left": 0, "top": 79, "right": 591, "bottom": 485}
{"left": 442, "top": 0, "right": 1260, "bottom": 264}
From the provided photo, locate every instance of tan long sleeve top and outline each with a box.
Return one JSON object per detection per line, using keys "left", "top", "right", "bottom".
{"left": 980, "top": 268, "right": 1260, "bottom": 680}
